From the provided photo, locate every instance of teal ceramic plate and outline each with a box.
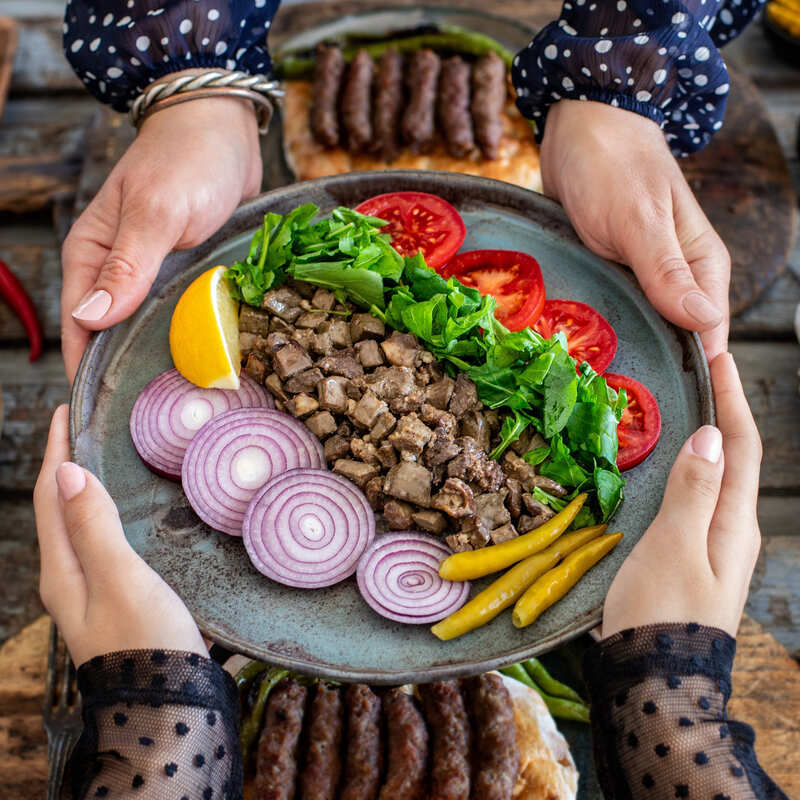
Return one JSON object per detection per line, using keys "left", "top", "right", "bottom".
{"left": 70, "top": 171, "right": 712, "bottom": 684}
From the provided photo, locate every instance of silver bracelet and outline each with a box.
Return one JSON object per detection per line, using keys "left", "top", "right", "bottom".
{"left": 129, "top": 70, "right": 284, "bottom": 132}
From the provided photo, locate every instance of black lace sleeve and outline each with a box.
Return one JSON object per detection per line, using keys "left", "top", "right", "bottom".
{"left": 69, "top": 650, "right": 242, "bottom": 800}
{"left": 584, "top": 623, "right": 788, "bottom": 800}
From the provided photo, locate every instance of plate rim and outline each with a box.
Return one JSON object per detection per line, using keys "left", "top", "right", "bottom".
{"left": 70, "top": 169, "right": 713, "bottom": 683}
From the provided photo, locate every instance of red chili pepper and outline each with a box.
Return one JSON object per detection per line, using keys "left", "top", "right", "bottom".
{"left": 0, "top": 259, "right": 43, "bottom": 362}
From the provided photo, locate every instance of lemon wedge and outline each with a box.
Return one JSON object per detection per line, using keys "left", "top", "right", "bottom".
{"left": 169, "top": 265, "right": 241, "bottom": 389}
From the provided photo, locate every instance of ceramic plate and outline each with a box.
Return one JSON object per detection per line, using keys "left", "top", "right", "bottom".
{"left": 70, "top": 171, "right": 712, "bottom": 683}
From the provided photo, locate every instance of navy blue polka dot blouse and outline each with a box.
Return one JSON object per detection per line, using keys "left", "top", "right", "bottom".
{"left": 62, "top": 0, "right": 762, "bottom": 155}
{"left": 511, "top": 0, "right": 765, "bottom": 156}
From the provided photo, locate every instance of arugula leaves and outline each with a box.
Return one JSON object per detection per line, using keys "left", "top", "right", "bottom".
{"left": 227, "top": 205, "right": 628, "bottom": 522}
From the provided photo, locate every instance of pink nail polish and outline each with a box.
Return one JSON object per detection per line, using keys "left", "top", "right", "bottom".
{"left": 682, "top": 291, "right": 722, "bottom": 327}
{"left": 689, "top": 425, "right": 722, "bottom": 464}
{"left": 72, "top": 289, "right": 112, "bottom": 322}
{"left": 55, "top": 462, "right": 86, "bottom": 500}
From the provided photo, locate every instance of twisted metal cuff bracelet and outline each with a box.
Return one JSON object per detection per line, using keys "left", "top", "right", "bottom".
{"left": 129, "top": 70, "right": 284, "bottom": 131}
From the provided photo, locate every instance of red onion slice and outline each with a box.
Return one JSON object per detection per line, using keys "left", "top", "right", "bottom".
{"left": 182, "top": 408, "right": 324, "bottom": 536}
{"left": 356, "top": 533, "right": 470, "bottom": 624}
{"left": 243, "top": 468, "right": 376, "bottom": 588}
{"left": 130, "top": 368, "right": 273, "bottom": 479}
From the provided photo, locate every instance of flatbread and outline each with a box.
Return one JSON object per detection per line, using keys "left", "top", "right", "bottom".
{"left": 502, "top": 674, "right": 580, "bottom": 800}
{"left": 281, "top": 79, "right": 542, "bottom": 192}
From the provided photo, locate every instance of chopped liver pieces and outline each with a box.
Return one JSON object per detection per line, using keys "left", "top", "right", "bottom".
{"left": 238, "top": 283, "right": 564, "bottom": 548}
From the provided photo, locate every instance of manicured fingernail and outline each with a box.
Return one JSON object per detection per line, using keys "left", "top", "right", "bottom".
{"left": 56, "top": 462, "right": 86, "bottom": 500}
{"left": 682, "top": 291, "right": 722, "bottom": 327}
{"left": 71, "top": 289, "right": 112, "bottom": 322}
{"left": 690, "top": 425, "right": 722, "bottom": 463}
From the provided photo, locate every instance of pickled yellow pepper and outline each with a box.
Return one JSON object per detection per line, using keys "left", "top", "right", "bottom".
{"left": 438, "top": 493, "right": 588, "bottom": 582}
{"left": 431, "top": 524, "right": 607, "bottom": 640}
{"left": 512, "top": 532, "right": 623, "bottom": 628}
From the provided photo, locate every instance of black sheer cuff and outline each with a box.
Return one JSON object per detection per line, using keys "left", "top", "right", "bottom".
{"left": 70, "top": 650, "right": 242, "bottom": 800}
{"left": 584, "top": 623, "right": 787, "bottom": 800}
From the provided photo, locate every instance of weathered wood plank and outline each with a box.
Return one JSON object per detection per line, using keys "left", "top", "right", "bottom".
{"left": 748, "top": 530, "right": 800, "bottom": 660}
{"left": 0, "top": 96, "right": 93, "bottom": 212}
{"left": 760, "top": 88, "right": 800, "bottom": 164}
{"left": 727, "top": 615, "right": 800, "bottom": 797}
{"left": 0, "top": 223, "right": 63, "bottom": 343}
{"left": 0, "top": 350, "right": 69, "bottom": 492}
{"left": 11, "top": 17, "right": 82, "bottom": 93}
{"left": 729, "top": 342, "right": 800, "bottom": 491}
{"left": 730, "top": 268, "right": 800, "bottom": 339}
{"left": 0, "top": 493, "right": 42, "bottom": 646}
{"left": 724, "top": 20, "right": 800, "bottom": 89}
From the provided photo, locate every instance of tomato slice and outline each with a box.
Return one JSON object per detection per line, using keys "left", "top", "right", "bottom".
{"left": 354, "top": 191, "right": 466, "bottom": 270}
{"left": 533, "top": 299, "right": 617, "bottom": 373}
{"left": 441, "top": 249, "right": 546, "bottom": 331}
{"left": 605, "top": 372, "right": 662, "bottom": 471}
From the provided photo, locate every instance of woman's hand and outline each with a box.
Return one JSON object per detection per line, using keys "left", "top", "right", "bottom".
{"left": 602, "top": 352, "right": 762, "bottom": 637}
{"left": 33, "top": 405, "right": 207, "bottom": 666}
{"left": 61, "top": 86, "right": 263, "bottom": 382}
{"left": 540, "top": 100, "right": 730, "bottom": 360}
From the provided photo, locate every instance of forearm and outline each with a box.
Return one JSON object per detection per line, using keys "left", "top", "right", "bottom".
{"left": 584, "top": 624, "right": 788, "bottom": 800}
{"left": 69, "top": 650, "right": 243, "bottom": 800}
{"left": 63, "top": 0, "right": 280, "bottom": 112}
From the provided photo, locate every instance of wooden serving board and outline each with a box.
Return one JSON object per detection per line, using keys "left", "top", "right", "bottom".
{"left": 0, "top": 615, "right": 797, "bottom": 798}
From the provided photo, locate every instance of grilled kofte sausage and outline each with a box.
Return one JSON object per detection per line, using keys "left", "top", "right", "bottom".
{"left": 463, "top": 674, "right": 520, "bottom": 800}
{"left": 437, "top": 57, "right": 475, "bottom": 159}
{"left": 373, "top": 48, "right": 405, "bottom": 161}
{"left": 419, "top": 681, "right": 471, "bottom": 800}
{"left": 402, "top": 49, "right": 441, "bottom": 153}
{"left": 379, "top": 688, "right": 429, "bottom": 800}
{"left": 342, "top": 49, "right": 375, "bottom": 153}
{"left": 471, "top": 50, "right": 506, "bottom": 160}
{"left": 300, "top": 683, "right": 344, "bottom": 800}
{"left": 340, "top": 684, "right": 383, "bottom": 800}
{"left": 310, "top": 44, "right": 346, "bottom": 147}
{"left": 255, "top": 679, "right": 309, "bottom": 800}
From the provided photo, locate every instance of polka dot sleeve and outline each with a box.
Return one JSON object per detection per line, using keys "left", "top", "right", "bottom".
{"left": 511, "top": 0, "right": 765, "bottom": 156}
{"left": 67, "top": 650, "right": 242, "bottom": 800}
{"left": 63, "top": 0, "right": 280, "bottom": 113}
{"left": 584, "top": 624, "right": 789, "bottom": 800}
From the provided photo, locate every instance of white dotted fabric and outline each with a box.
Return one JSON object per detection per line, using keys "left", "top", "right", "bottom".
{"left": 510, "top": 0, "right": 765, "bottom": 156}
{"left": 63, "top": 0, "right": 279, "bottom": 112}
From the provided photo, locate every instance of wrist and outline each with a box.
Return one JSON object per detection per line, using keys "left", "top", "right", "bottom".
{"left": 136, "top": 69, "right": 263, "bottom": 136}
{"left": 138, "top": 92, "right": 259, "bottom": 137}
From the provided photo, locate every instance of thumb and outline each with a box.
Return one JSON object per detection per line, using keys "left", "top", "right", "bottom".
{"left": 55, "top": 462, "right": 138, "bottom": 588}
{"left": 70, "top": 198, "right": 182, "bottom": 331}
{"left": 654, "top": 425, "right": 724, "bottom": 548}
{"left": 623, "top": 223, "right": 723, "bottom": 334}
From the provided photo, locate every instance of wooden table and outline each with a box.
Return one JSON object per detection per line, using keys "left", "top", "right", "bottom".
{"left": 0, "top": 0, "right": 798, "bottom": 792}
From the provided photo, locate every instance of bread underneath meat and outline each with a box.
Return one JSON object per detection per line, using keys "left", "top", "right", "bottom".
{"left": 502, "top": 674, "right": 579, "bottom": 800}
{"left": 280, "top": 79, "right": 542, "bottom": 193}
